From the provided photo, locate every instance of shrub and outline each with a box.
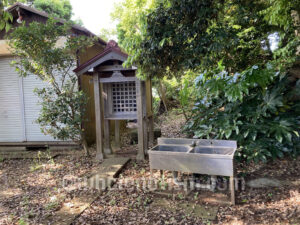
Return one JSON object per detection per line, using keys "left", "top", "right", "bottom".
{"left": 184, "top": 64, "right": 300, "bottom": 162}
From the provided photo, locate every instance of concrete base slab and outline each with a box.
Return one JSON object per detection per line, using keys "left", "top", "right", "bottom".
{"left": 87, "top": 157, "right": 130, "bottom": 189}
{"left": 90, "top": 157, "right": 130, "bottom": 178}
{"left": 43, "top": 157, "right": 130, "bottom": 225}
{"left": 44, "top": 195, "right": 96, "bottom": 225}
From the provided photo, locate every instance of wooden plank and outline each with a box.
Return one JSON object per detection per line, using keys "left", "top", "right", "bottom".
{"left": 102, "top": 84, "right": 111, "bottom": 155}
{"left": 142, "top": 81, "right": 149, "bottom": 152}
{"left": 100, "top": 82, "right": 107, "bottom": 155}
{"left": 80, "top": 74, "right": 96, "bottom": 145}
{"left": 146, "top": 80, "right": 153, "bottom": 116}
{"left": 104, "top": 115, "right": 137, "bottom": 120}
{"left": 93, "top": 73, "right": 104, "bottom": 161}
{"left": 149, "top": 116, "right": 154, "bottom": 147}
{"left": 0, "top": 146, "right": 26, "bottom": 151}
{"left": 103, "top": 119, "right": 112, "bottom": 155}
{"left": 104, "top": 83, "right": 113, "bottom": 118}
{"left": 99, "top": 75, "right": 137, "bottom": 83}
{"left": 114, "top": 120, "right": 121, "bottom": 150}
{"left": 97, "top": 65, "right": 137, "bottom": 72}
{"left": 136, "top": 79, "right": 145, "bottom": 161}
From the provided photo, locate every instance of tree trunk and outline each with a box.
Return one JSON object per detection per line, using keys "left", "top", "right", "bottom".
{"left": 158, "top": 81, "right": 168, "bottom": 113}
{"left": 291, "top": 10, "right": 300, "bottom": 56}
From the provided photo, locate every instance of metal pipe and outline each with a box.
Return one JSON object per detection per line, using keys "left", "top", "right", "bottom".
{"left": 172, "top": 171, "right": 185, "bottom": 186}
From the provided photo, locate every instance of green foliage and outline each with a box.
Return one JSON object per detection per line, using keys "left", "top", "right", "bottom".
{"left": 151, "top": 90, "right": 160, "bottom": 115}
{"left": 114, "top": 0, "right": 300, "bottom": 163}
{"left": 17, "top": 218, "right": 28, "bottom": 225}
{"left": 115, "top": 0, "right": 299, "bottom": 79}
{"left": 185, "top": 65, "right": 300, "bottom": 162}
{"left": 35, "top": 86, "right": 87, "bottom": 142}
{"left": 44, "top": 199, "right": 59, "bottom": 211}
{"left": 263, "top": 0, "right": 299, "bottom": 30}
{"left": 151, "top": 72, "right": 197, "bottom": 117}
{"left": 177, "top": 71, "right": 197, "bottom": 120}
{"left": 33, "top": 0, "right": 72, "bottom": 20}
{"left": 134, "top": 0, "right": 237, "bottom": 78}
{"left": 111, "top": 0, "right": 157, "bottom": 73}
{"left": 8, "top": 18, "right": 94, "bottom": 151}
{"left": 0, "top": 0, "right": 13, "bottom": 31}
{"left": 99, "top": 27, "right": 117, "bottom": 42}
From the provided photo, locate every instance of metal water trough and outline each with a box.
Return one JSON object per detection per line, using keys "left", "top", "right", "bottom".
{"left": 148, "top": 138, "right": 237, "bottom": 204}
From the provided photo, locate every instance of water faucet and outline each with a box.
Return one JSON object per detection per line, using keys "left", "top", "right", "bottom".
{"left": 190, "top": 140, "right": 196, "bottom": 147}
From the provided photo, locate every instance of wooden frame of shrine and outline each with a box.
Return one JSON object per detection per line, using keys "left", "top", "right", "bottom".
{"left": 74, "top": 40, "right": 154, "bottom": 160}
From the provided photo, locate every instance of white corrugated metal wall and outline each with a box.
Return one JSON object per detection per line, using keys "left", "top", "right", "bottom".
{"left": 0, "top": 56, "right": 56, "bottom": 142}
{"left": 0, "top": 57, "right": 24, "bottom": 142}
{"left": 23, "top": 74, "right": 55, "bottom": 141}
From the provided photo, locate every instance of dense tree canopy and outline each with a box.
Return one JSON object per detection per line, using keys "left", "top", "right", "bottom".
{"left": 114, "top": 0, "right": 300, "bottom": 162}
{"left": 0, "top": 0, "right": 13, "bottom": 31}
{"left": 111, "top": 0, "right": 157, "bottom": 68}
{"left": 115, "top": 0, "right": 299, "bottom": 78}
{"left": 99, "top": 27, "right": 117, "bottom": 42}
{"left": 34, "top": 0, "right": 72, "bottom": 21}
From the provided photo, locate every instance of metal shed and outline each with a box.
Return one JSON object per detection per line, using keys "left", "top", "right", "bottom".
{"left": 0, "top": 57, "right": 56, "bottom": 142}
{"left": 0, "top": 3, "right": 106, "bottom": 148}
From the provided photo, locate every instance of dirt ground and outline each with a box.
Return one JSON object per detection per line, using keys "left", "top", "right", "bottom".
{"left": 0, "top": 151, "right": 102, "bottom": 225}
{"left": 0, "top": 112, "right": 299, "bottom": 225}
{"left": 74, "top": 156, "right": 300, "bottom": 225}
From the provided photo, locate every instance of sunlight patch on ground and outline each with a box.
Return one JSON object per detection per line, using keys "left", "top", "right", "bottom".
{"left": 0, "top": 188, "right": 22, "bottom": 199}
{"left": 44, "top": 163, "right": 64, "bottom": 170}
{"left": 106, "top": 205, "right": 129, "bottom": 214}
{"left": 26, "top": 171, "right": 56, "bottom": 187}
{"left": 226, "top": 219, "right": 245, "bottom": 225}
{"left": 287, "top": 190, "right": 300, "bottom": 203}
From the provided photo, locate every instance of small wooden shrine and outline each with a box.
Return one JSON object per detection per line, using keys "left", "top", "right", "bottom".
{"left": 74, "top": 40, "right": 153, "bottom": 160}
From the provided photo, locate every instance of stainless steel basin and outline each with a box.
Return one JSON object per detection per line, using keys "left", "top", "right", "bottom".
{"left": 148, "top": 138, "right": 238, "bottom": 205}
{"left": 148, "top": 138, "right": 237, "bottom": 176}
